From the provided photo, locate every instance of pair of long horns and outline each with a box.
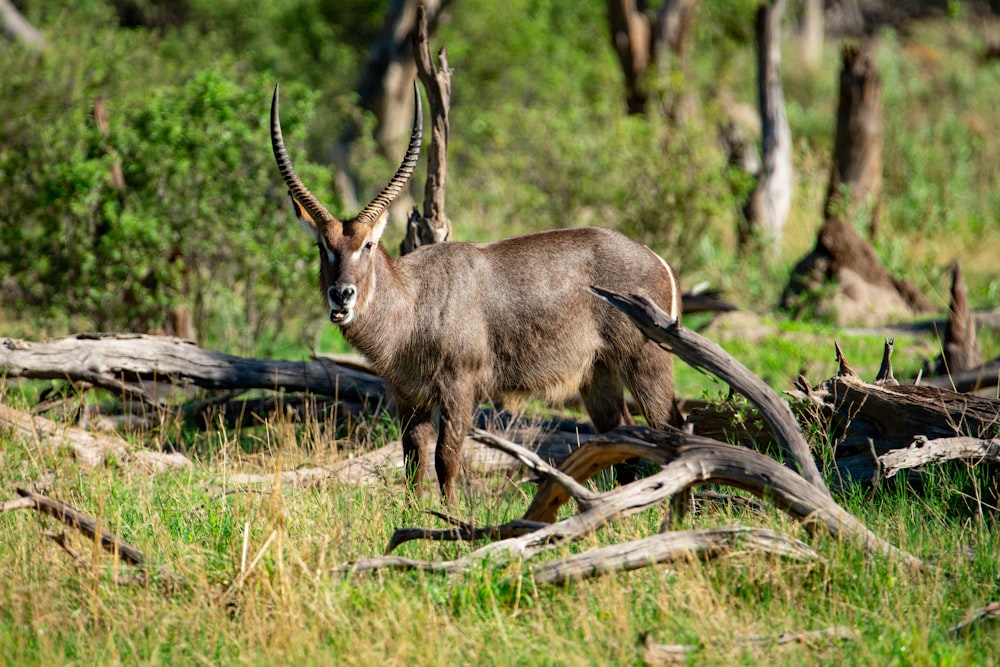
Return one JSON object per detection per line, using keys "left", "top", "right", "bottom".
{"left": 270, "top": 81, "right": 423, "bottom": 227}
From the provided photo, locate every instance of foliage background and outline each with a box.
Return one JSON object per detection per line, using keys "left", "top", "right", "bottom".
{"left": 2, "top": 1, "right": 995, "bottom": 358}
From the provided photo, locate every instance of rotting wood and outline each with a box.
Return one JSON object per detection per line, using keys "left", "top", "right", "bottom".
{"left": 0, "top": 333, "right": 386, "bottom": 406}
{"left": 878, "top": 437, "right": 1000, "bottom": 479}
{"left": 0, "top": 403, "right": 191, "bottom": 472}
{"left": 791, "top": 338, "right": 1000, "bottom": 485}
{"left": 527, "top": 526, "right": 817, "bottom": 586}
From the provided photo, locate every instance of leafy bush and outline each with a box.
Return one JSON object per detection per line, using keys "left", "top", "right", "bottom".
{"left": 0, "top": 43, "right": 330, "bottom": 351}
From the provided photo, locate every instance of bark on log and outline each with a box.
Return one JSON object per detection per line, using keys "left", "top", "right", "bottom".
{"left": 0, "top": 404, "right": 192, "bottom": 472}
{"left": 527, "top": 526, "right": 817, "bottom": 586}
{"left": 791, "top": 343, "right": 1000, "bottom": 485}
{"left": 400, "top": 3, "right": 452, "bottom": 255}
{"left": 0, "top": 334, "right": 386, "bottom": 407}
{"left": 741, "top": 0, "right": 793, "bottom": 256}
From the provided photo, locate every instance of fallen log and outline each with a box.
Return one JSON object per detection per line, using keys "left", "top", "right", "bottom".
{"left": 878, "top": 437, "right": 1000, "bottom": 479}
{"left": 0, "top": 403, "right": 191, "bottom": 472}
{"left": 790, "top": 342, "right": 1000, "bottom": 485}
{"left": 374, "top": 426, "right": 925, "bottom": 572}
{"left": 527, "top": 526, "right": 817, "bottom": 586}
{"left": 1, "top": 334, "right": 385, "bottom": 406}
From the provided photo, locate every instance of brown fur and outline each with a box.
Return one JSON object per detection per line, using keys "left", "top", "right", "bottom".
{"left": 271, "top": 86, "right": 680, "bottom": 501}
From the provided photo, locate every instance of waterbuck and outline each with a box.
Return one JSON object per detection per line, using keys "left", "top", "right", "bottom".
{"left": 270, "top": 85, "right": 681, "bottom": 501}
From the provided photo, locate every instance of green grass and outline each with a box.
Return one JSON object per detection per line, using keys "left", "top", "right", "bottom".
{"left": 3, "top": 418, "right": 1000, "bottom": 665}
{"left": 2, "top": 5, "right": 1000, "bottom": 665}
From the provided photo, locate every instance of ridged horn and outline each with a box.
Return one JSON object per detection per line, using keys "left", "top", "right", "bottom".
{"left": 355, "top": 81, "right": 423, "bottom": 227}
{"left": 270, "top": 84, "right": 334, "bottom": 226}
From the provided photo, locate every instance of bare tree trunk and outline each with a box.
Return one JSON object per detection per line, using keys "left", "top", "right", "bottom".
{"left": 606, "top": 0, "right": 653, "bottom": 115}
{"left": 0, "top": 0, "right": 46, "bottom": 51}
{"left": 400, "top": 3, "right": 452, "bottom": 255}
{"left": 826, "top": 43, "right": 883, "bottom": 239}
{"left": 654, "top": 0, "right": 701, "bottom": 121}
{"left": 335, "top": 0, "right": 451, "bottom": 220}
{"left": 795, "top": 0, "right": 824, "bottom": 71}
{"left": 781, "top": 39, "right": 932, "bottom": 326}
{"left": 606, "top": 0, "right": 701, "bottom": 117}
{"left": 741, "top": 0, "right": 793, "bottom": 256}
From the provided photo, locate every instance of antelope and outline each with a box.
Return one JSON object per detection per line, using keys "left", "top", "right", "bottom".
{"left": 270, "top": 84, "right": 681, "bottom": 501}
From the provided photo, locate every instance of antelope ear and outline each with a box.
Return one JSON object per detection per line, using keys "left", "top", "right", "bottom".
{"left": 369, "top": 210, "right": 389, "bottom": 246}
{"left": 288, "top": 192, "right": 318, "bottom": 236}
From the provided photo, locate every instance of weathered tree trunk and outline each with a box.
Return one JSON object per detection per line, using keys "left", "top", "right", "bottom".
{"left": 605, "top": 0, "right": 701, "bottom": 117}
{"left": 795, "top": 0, "right": 824, "bottom": 72}
{"left": 780, "top": 43, "right": 932, "bottom": 326}
{"left": 826, "top": 43, "right": 883, "bottom": 239}
{"left": 606, "top": 0, "right": 653, "bottom": 115}
{"left": 400, "top": 3, "right": 452, "bottom": 255}
{"left": 334, "top": 0, "right": 451, "bottom": 217}
{"left": 741, "top": 0, "right": 793, "bottom": 256}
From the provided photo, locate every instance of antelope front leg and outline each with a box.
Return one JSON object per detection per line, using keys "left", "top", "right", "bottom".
{"left": 399, "top": 405, "right": 434, "bottom": 495}
{"left": 435, "top": 399, "right": 473, "bottom": 503}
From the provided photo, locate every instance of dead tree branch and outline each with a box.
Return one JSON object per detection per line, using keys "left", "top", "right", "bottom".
{"left": 878, "top": 437, "right": 1000, "bottom": 479}
{"left": 3, "top": 489, "right": 146, "bottom": 566}
{"left": 401, "top": 2, "right": 452, "bottom": 255}
{"left": 527, "top": 526, "right": 817, "bottom": 586}
{"left": 588, "top": 286, "right": 829, "bottom": 495}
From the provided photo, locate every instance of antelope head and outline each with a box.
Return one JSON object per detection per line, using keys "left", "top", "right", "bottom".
{"left": 270, "top": 83, "right": 423, "bottom": 326}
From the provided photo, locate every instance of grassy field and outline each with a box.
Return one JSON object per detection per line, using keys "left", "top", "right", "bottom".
{"left": 2, "top": 404, "right": 1000, "bottom": 665}
{"left": 2, "top": 2, "right": 1000, "bottom": 665}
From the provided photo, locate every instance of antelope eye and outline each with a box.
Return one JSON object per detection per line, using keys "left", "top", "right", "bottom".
{"left": 363, "top": 240, "right": 374, "bottom": 252}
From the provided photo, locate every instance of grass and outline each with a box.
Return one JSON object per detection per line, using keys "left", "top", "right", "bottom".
{"left": 3, "top": 416, "right": 1000, "bottom": 665}
{"left": 2, "top": 6, "right": 999, "bottom": 664}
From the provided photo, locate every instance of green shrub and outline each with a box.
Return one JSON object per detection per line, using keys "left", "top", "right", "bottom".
{"left": 0, "top": 49, "right": 330, "bottom": 351}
